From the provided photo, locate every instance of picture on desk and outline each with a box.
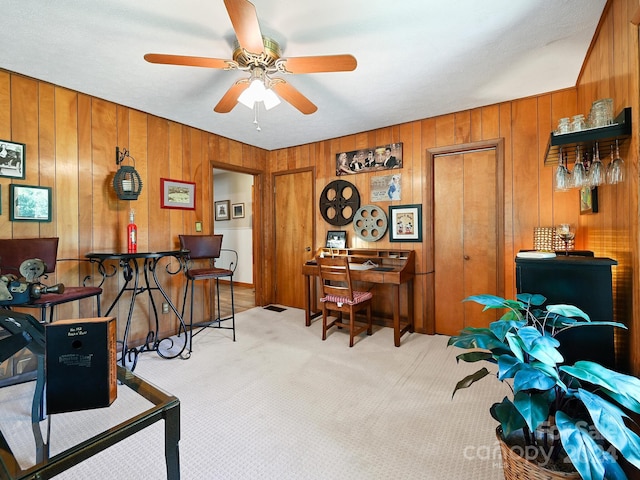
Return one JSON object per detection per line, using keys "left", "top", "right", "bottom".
{"left": 389, "top": 204, "right": 422, "bottom": 242}
{"left": 326, "top": 230, "right": 347, "bottom": 248}
{"left": 0, "top": 139, "right": 26, "bottom": 179}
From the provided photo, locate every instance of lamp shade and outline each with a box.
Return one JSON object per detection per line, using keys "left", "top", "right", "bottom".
{"left": 113, "top": 165, "right": 143, "bottom": 200}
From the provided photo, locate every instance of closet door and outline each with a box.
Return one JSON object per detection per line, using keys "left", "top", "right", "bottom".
{"left": 273, "top": 169, "right": 314, "bottom": 309}
{"left": 434, "top": 148, "right": 501, "bottom": 335}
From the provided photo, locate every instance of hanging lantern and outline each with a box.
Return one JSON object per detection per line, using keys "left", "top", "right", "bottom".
{"left": 113, "top": 147, "right": 143, "bottom": 200}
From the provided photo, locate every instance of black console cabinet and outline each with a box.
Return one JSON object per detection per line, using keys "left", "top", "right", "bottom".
{"left": 515, "top": 255, "right": 618, "bottom": 369}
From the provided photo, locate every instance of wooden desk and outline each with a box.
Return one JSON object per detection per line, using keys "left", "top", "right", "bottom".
{"left": 302, "top": 248, "right": 415, "bottom": 346}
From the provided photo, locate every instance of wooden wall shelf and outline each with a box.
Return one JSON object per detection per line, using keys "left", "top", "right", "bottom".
{"left": 543, "top": 107, "right": 632, "bottom": 166}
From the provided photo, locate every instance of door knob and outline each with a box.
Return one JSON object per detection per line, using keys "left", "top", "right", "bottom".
{"left": 305, "top": 246, "right": 311, "bottom": 252}
{"left": 464, "top": 255, "right": 470, "bottom": 260}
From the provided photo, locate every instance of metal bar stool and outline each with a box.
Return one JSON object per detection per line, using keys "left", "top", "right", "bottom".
{"left": 179, "top": 235, "right": 237, "bottom": 355}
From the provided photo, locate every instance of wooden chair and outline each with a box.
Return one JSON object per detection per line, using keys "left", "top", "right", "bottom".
{"left": 317, "top": 255, "right": 373, "bottom": 347}
{"left": 0, "top": 237, "right": 102, "bottom": 322}
{"left": 179, "top": 234, "right": 237, "bottom": 354}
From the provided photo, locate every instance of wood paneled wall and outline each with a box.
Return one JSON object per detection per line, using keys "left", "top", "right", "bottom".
{"left": 266, "top": 0, "right": 640, "bottom": 373}
{"left": 2, "top": 0, "right": 639, "bottom": 374}
{"left": 0, "top": 73, "right": 268, "bottom": 345}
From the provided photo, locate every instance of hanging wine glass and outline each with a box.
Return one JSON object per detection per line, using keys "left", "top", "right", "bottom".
{"left": 608, "top": 139, "right": 625, "bottom": 184}
{"left": 588, "top": 143, "right": 605, "bottom": 186}
{"left": 571, "top": 145, "right": 587, "bottom": 188}
{"left": 556, "top": 223, "right": 575, "bottom": 256}
{"left": 554, "top": 148, "right": 571, "bottom": 192}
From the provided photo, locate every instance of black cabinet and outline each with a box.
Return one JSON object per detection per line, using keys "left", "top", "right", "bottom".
{"left": 515, "top": 255, "right": 618, "bottom": 369}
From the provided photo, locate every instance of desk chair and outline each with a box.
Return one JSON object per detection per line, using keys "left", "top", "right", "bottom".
{"left": 317, "top": 256, "right": 373, "bottom": 347}
{"left": 0, "top": 237, "right": 102, "bottom": 322}
{"left": 179, "top": 235, "right": 237, "bottom": 353}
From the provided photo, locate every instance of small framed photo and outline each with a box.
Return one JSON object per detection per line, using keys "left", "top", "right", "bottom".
{"left": 161, "top": 178, "right": 196, "bottom": 210}
{"left": 580, "top": 186, "right": 598, "bottom": 215}
{"left": 10, "top": 184, "right": 52, "bottom": 222}
{"left": 0, "top": 140, "right": 26, "bottom": 179}
{"left": 326, "top": 230, "right": 347, "bottom": 248}
{"left": 389, "top": 204, "right": 422, "bottom": 242}
{"left": 232, "top": 203, "right": 245, "bottom": 219}
{"left": 215, "top": 200, "right": 230, "bottom": 221}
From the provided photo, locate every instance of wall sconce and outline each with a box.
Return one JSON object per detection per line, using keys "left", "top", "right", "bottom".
{"left": 113, "top": 147, "right": 142, "bottom": 201}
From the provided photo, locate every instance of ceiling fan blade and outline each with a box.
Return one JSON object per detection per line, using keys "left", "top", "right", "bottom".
{"left": 224, "top": 0, "right": 264, "bottom": 54}
{"left": 144, "top": 53, "right": 231, "bottom": 69}
{"left": 214, "top": 81, "right": 249, "bottom": 113}
{"left": 271, "top": 81, "right": 317, "bottom": 115}
{"left": 279, "top": 55, "right": 357, "bottom": 74}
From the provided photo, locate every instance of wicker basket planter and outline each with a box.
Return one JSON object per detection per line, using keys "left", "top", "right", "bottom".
{"left": 496, "top": 427, "right": 580, "bottom": 480}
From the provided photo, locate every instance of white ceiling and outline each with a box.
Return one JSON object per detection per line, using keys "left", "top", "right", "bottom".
{"left": 2, "top": 0, "right": 606, "bottom": 151}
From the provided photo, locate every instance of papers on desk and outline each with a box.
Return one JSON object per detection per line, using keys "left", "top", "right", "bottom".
{"left": 516, "top": 251, "right": 556, "bottom": 259}
{"left": 349, "top": 263, "right": 375, "bottom": 270}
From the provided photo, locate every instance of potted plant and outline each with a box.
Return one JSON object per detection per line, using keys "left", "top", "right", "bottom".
{"left": 448, "top": 293, "right": 640, "bottom": 480}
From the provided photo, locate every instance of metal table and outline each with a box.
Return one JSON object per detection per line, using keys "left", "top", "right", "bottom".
{"left": 86, "top": 250, "right": 188, "bottom": 369}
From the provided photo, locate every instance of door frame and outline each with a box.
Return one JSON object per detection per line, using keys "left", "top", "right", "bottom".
{"left": 211, "top": 161, "right": 264, "bottom": 305}
{"left": 425, "top": 139, "right": 505, "bottom": 333}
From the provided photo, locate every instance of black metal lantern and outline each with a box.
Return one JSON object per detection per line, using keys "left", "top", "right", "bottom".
{"left": 113, "top": 147, "right": 143, "bottom": 200}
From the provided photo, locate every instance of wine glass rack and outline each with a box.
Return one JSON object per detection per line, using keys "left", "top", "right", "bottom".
{"left": 543, "top": 107, "right": 632, "bottom": 166}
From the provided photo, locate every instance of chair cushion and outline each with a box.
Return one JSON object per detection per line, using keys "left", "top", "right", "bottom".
{"left": 29, "top": 286, "right": 102, "bottom": 307}
{"left": 320, "top": 291, "right": 372, "bottom": 305}
{"left": 186, "top": 267, "right": 233, "bottom": 280}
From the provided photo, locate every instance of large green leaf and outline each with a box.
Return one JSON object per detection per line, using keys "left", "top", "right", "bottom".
{"left": 556, "top": 411, "right": 606, "bottom": 480}
{"left": 514, "top": 326, "right": 543, "bottom": 350}
{"left": 505, "top": 332, "right": 525, "bottom": 362}
{"left": 516, "top": 292, "right": 547, "bottom": 306}
{"left": 546, "top": 304, "right": 590, "bottom": 321}
{"left": 497, "top": 354, "right": 522, "bottom": 380}
{"left": 452, "top": 367, "right": 491, "bottom": 398}
{"left": 527, "top": 335, "right": 563, "bottom": 366}
{"left": 512, "top": 390, "right": 550, "bottom": 432}
{"left": 448, "top": 330, "right": 507, "bottom": 352}
{"left": 561, "top": 361, "right": 640, "bottom": 414}
{"left": 513, "top": 365, "right": 556, "bottom": 393}
{"left": 489, "top": 319, "right": 525, "bottom": 342}
{"left": 578, "top": 388, "right": 640, "bottom": 469}
{"left": 490, "top": 396, "right": 527, "bottom": 437}
{"left": 456, "top": 351, "right": 495, "bottom": 364}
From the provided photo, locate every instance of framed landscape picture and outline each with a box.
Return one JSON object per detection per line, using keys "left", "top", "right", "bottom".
{"left": 161, "top": 178, "right": 196, "bottom": 210}
{"left": 10, "top": 184, "right": 52, "bottom": 222}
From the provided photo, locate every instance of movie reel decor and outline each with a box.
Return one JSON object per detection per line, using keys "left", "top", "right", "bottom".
{"left": 319, "top": 180, "right": 361, "bottom": 226}
{"left": 353, "top": 205, "right": 388, "bottom": 242}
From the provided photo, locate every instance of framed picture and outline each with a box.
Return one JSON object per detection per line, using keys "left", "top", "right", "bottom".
{"left": 161, "top": 178, "right": 196, "bottom": 210}
{"left": 232, "top": 203, "right": 245, "bottom": 219}
{"left": 10, "top": 184, "right": 52, "bottom": 222}
{"left": 580, "top": 186, "right": 598, "bottom": 215}
{"left": 325, "top": 230, "right": 347, "bottom": 248}
{"left": 389, "top": 204, "right": 422, "bottom": 242}
{"left": 336, "top": 142, "right": 403, "bottom": 176}
{"left": 215, "top": 200, "right": 230, "bottom": 221}
{"left": 0, "top": 140, "right": 26, "bottom": 179}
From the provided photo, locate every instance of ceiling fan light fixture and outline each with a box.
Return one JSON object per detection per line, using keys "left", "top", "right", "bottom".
{"left": 237, "top": 67, "right": 281, "bottom": 110}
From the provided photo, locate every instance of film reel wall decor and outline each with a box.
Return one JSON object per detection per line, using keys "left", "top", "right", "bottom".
{"left": 319, "top": 180, "right": 361, "bottom": 226}
{"left": 353, "top": 205, "right": 388, "bottom": 242}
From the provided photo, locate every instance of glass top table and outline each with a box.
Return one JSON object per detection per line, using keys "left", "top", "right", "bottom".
{"left": 0, "top": 365, "right": 180, "bottom": 480}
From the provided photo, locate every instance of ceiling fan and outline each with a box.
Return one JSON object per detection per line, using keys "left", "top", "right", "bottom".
{"left": 144, "top": 0, "right": 357, "bottom": 115}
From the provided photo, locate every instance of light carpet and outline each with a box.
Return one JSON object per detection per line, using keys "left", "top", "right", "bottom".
{"left": 0, "top": 307, "right": 508, "bottom": 479}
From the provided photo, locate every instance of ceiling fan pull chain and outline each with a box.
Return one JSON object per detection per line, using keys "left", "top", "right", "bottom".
{"left": 253, "top": 104, "right": 259, "bottom": 131}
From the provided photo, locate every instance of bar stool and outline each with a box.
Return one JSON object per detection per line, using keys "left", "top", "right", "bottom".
{"left": 179, "top": 235, "right": 237, "bottom": 354}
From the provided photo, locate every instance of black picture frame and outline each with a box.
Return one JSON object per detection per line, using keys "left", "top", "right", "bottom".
{"left": 325, "top": 230, "right": 347, "bottom": 248}
{"left": 232, "top": 203, "right": 245, "bottom": 219}
{"left": 0, "top": 140, "right": 26, "bottom": 179}
{"left": 10, "top": 184, "right": 52, "bottom": 222}
{"left": 214, "top": 200, "right": 230, "bottom": 221}
{"left": 389, "top": 204, "right": 422, "bottom": 242}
